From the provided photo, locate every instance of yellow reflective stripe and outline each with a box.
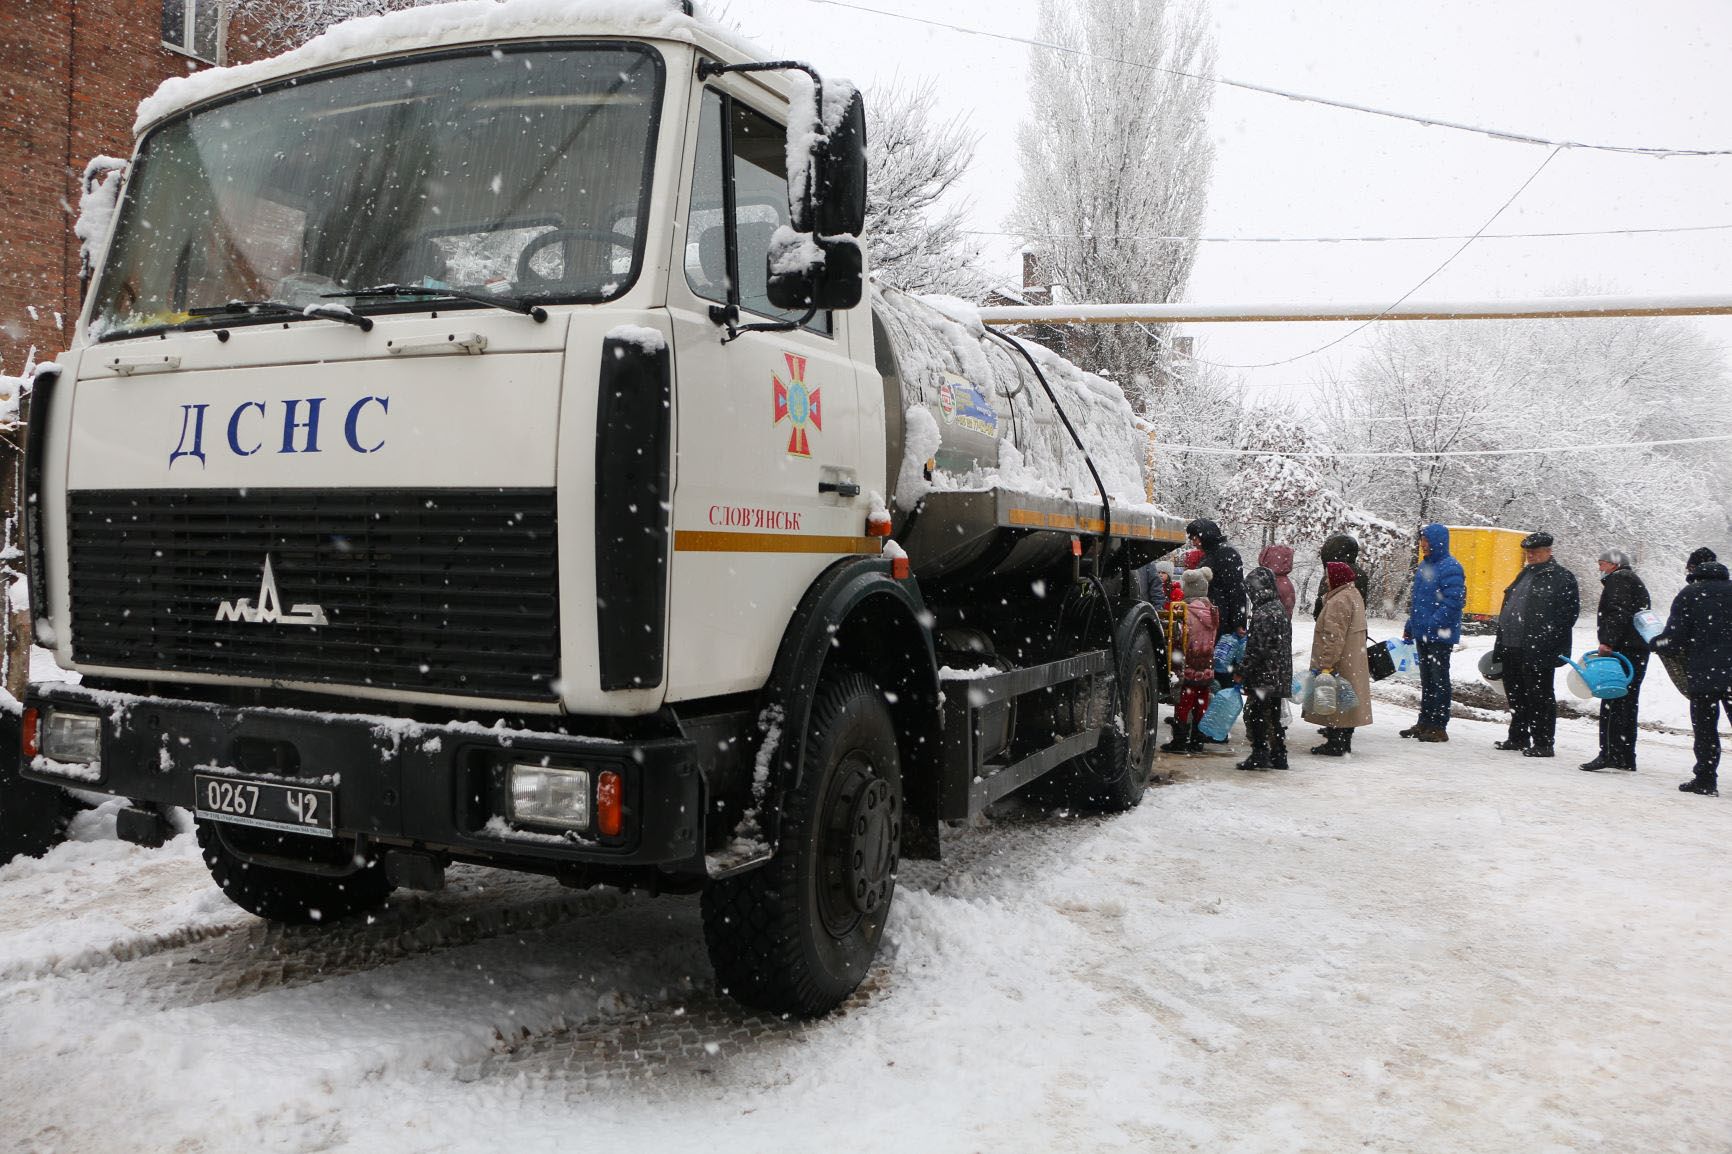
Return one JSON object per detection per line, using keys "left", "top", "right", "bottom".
{"left": 674, "top": 530, "right": 881, "bottom": 555}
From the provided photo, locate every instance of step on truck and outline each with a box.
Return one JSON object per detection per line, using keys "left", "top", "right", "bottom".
{"left": 20, "top": 0, "right": 1184, "bottom": 1017}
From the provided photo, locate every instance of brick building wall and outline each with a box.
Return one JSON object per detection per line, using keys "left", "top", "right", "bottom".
{"left": 0, "top": 0, "right": 220, "bottom": 374}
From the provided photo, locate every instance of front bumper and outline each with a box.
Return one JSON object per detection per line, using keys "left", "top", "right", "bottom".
{"left": 22, "top": 683, "right": 705, "bottom": 874}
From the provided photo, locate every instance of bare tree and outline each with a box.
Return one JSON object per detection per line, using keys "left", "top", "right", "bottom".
{"left": 1011, "top": 0, "right": 1216, "bottom": 412}
{"left": 864, "top": 79, "right": 990, "bottom": 299}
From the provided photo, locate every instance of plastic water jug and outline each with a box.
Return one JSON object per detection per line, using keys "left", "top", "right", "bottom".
{"left": 1633, "top": 609, "right": 1664, "bottom": 644}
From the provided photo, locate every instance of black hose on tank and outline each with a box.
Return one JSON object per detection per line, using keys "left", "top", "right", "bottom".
{"left": 981, "top": 326, "right": 1113, "bottom": 579}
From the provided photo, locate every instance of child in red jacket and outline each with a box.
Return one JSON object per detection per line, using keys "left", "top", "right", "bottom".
{"left": 1162, "top": 567, "right": 1218, "bottom": 753}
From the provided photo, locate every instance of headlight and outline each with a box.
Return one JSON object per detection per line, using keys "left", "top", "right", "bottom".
{"left": 507, "top": 765, "right": 590, "bottom": 831}
{"left": 42, "top": 710, "right": 102, "bottom": 765}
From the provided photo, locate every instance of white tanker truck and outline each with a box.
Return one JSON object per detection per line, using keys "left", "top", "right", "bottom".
{"left": 18, "top": 0, "right": 1185, "bottom": 1016}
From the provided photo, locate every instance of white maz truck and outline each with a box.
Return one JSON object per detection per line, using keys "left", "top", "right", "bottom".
{"left": 21, "top": 0, "right": 1183, "bottom": 1016}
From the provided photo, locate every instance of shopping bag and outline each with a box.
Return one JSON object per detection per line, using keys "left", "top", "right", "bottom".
{"left": 1335, "top": 678, "right": 1359, "bottom": 713}
{"left": 1290, "top": 670, "right": 1313, "bottom": 702}
{"left": 1385, "top": 639, "right": 1420, "bottom": 680}
{"left": 1197, "top": 685, "right": 1244, "bottom": 742}
{"left": 1366, "top": 639, "right": 1396, "bottom": 682}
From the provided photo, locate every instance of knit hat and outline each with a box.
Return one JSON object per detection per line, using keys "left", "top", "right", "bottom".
{"left": 1324, "top": 561, "right": 1356, "bottom": 590}
{"left": 1155, "top": 560, "right": 1175, "bottom": 576}
{"left": 1598, "top": 548, "right": 1631, "bottom": 569}
{"left": 1182, "top": 548, "right": 1204, "bottom": 570}
{"left": 1687, "top": 546, "right": 1717, "bottom": 572}
{"left": 1180, "top": 567, "right": 1212, "bottom": 599}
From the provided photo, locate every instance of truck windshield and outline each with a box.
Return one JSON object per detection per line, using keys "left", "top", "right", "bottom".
{"left": 91, "top": 43, "right": 664, "bottom": 338}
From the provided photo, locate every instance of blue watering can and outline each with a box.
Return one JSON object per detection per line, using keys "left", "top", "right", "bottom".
{"left": 1564, "top": 651, "right": 1634, "bottom": 700}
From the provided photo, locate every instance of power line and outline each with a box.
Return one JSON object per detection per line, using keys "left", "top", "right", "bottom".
{"left": 967, "top": 222, "right": 1732, "bottom": 245}
{"left": 1159, "top": 433, "right": 1732, "bottom": 460}
{"left": 1168, "top": 146, "right": 1565, "bottom": 369}
{"left": 800, "top": 0, "right": 1732, "bottom": 158}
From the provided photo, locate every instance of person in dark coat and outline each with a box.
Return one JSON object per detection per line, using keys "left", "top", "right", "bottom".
{"left": 1311, "top": 533, "right": 1371, "bottom": 617}
{"left": 1580, "top": 548, "right": 1649, "bottom": 772}
{"left": 1235, "top": 566, "right": 1294, "bottom": 770}
{"left": 1686, "top": 546, "right": 1718, "bottom": 583}
{"left": 1651, "top": 559, "right": 1732, "bottom": 796}
{"left": 1402, "top": 523, "right": 1466, "bottom": 742}
{"left": 1185, "top": 519, "right": 1247, "bottom": 639}
{"left": 1491, "top": 532, "right": 1580, "bottom": 758}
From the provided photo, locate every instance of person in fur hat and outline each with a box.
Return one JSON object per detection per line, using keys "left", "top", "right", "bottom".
{"left": 1162, "top": 567, "right": 1218, "bottom": 754}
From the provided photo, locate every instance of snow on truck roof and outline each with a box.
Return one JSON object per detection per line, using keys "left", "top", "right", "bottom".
{"left": 133, "top": 0, "right": 763, "bottom": 136}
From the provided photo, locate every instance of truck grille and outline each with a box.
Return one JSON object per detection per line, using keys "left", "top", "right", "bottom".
{"left": 67, "top": 488, "right": 559, "bottom": 700}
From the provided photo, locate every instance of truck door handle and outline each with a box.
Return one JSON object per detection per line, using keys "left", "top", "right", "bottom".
{"left": 818, "top": 480, "right": 861, "bottom": 498}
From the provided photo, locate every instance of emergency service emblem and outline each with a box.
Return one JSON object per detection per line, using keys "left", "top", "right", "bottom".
{"left": 772, "top": 352, "right": 822, "bottom": 457}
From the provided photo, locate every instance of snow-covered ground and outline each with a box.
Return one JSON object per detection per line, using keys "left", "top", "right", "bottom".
{"left": 3, "top": 679, "right": 1728, "bottom": 1152}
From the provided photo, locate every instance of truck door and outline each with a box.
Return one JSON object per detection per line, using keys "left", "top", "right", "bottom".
{"left": 665, "top": 82, "right": 874, "bottom": 701}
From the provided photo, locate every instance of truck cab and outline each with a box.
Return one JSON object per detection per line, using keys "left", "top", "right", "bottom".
{"left": 23, "top": 4, "right": 1181, "bottom": 1017}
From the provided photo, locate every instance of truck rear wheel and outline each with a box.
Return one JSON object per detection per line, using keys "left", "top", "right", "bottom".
{"left": 196, "top": 820, "right": 393, "bottom": 925}
{"left": 1041, "top": 627, "right": 1159, "bottom": 813}
{"left": 702, "top": 670, "right": 902, "bottom": 1018}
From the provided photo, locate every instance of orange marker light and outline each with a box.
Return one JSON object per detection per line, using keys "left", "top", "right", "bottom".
{"left": 21, "top": 707, "right": 38, "bottom": 758}
{"left": 596, "top": 770, "right": 624, "bottom": 837}
{"left": 891, "top": 554, "right": 911, "bottom": 580}
{"left": 1070, "top": 536, "right": 1083, "bottom": 557}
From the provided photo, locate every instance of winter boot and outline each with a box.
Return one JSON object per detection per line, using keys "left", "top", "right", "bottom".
{"left": 1522, "top": 745, "right": 1555, "bottom": 758}
{"left": 1578, "top": 755, "right": 1611, "bottom": 772}
{"left": 1160, "top": 721, "right": 1192, "bottom": 755}
{"left": 1184, "top": 722, "right": 1211, "bottom": 754}
{"left": 1494, "top": 739, "right": 1527, "bottom": 752}
{"left": 1236, "top": 748, "right": 1270, "bottom": 771}
{"left": 1269, "top": 750, "right": 1290, "bottom": 769}
{"left": 1679, "top": 773, "right": 1719, "bottom": 796}
{"left": 1416, "top": 726, "right": 1449, "bottom": 743}
{"left": 1339, "top": 729, "right": 1354, "bottom": 754}
{"left": 1398, "top": 724, "right": 1424, "bottom": 739}
{"left": 1310, "top": 728, "right": 1347, "bottom": 757}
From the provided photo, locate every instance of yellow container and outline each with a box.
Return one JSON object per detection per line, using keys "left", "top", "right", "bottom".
{"left": 1446, "top": 526, "right": 1528, "bottom": 622}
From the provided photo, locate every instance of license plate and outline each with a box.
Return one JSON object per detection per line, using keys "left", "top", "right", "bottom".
{"left": 193, "top": 774, "right": 335, "bottom": 838}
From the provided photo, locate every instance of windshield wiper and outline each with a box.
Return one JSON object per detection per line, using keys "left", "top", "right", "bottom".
{"left": 190, "top": 299, "right": 374, "bottom": 331}
{"left": 328, "top": 283, "right": 549, "bottom": 323}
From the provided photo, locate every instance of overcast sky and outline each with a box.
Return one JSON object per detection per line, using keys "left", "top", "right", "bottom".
{"left": 720, "top": 0, "right": 1732, "bottom": 400}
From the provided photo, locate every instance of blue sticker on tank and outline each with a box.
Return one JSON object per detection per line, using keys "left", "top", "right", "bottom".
{"left": 939, "top": 372, "right": 998, "bottom": 438}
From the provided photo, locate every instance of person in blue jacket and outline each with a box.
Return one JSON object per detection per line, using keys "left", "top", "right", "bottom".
{"left": 1401, "top": 523, "right": 1467, "bottom": 742}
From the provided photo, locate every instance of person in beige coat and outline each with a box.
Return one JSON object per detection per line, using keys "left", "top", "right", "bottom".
{"left": 1304, "top": 561, "right": 1373, "bottom": 755}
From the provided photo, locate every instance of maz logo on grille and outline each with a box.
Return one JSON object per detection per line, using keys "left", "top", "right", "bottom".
{"left": 215, "top": 555, "right": 329, "bottom": 627}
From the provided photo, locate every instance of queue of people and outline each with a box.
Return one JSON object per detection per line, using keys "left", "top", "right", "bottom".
{"left": 1146, "top": 520, "right": 1727, "bottom": 798}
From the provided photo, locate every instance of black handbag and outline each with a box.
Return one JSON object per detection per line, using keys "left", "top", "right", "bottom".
{"left": 1366, "top": 639, "right": 1396, "bottom": 682}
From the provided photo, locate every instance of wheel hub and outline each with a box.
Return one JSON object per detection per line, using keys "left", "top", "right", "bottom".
{"left": 819, "top": 757, "right": 900, "bottom": 934}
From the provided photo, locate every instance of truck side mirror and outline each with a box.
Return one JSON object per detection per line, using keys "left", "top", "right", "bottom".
{"left": 765, "top": 232, "right": 863, "bottom": 313}
{"left": 789, "top": 88, "right": 867, "bottom": 239}
{"left": 812, "top": 90, "right": 867, "bottom": 238}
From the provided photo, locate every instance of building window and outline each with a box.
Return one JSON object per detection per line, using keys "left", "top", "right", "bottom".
{"left": 162, "top": 0, "right": 224, "bottom": 64}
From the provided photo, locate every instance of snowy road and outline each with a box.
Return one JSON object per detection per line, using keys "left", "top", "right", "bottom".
{"left": 3, "top": 699, "right": 1729, "bottom": 1154}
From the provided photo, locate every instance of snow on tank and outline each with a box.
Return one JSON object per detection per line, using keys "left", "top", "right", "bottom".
{"left": 871, "top": 287, "right": 1185, "bottom": 580}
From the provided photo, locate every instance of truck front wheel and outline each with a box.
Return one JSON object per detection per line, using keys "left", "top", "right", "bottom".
{"left": 196, "top": 821, "right": 393, "bottom": 925}
{"left": 702, "top": 670, "right": 902, "bottom": 1018}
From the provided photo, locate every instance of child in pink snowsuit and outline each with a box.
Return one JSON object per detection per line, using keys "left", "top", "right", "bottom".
{"left": 1163, "top": 567, "right": 1218, "bottom": 753}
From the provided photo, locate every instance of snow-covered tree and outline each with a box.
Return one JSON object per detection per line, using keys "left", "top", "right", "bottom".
{"left": 1320, "top": 313, "right": 1731, "bottom": 588}
{"left": 1010, "top": 0, "right": 1216, "bottom": 411}
{"left": 1216, "top": 406, "right": 1405, "bottom": 610}
{"left": 863, "top": 80, "right": 990, "bottom": 299}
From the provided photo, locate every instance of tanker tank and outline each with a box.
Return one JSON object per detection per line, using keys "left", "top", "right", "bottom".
{"left": 869, "top": 287, "right": 1187, "bottom": 582}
